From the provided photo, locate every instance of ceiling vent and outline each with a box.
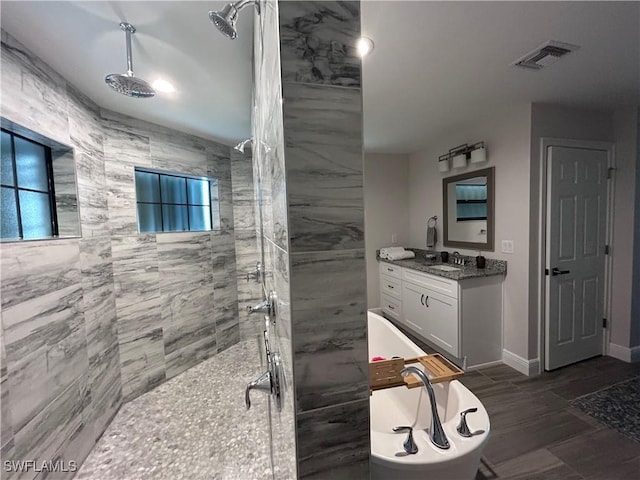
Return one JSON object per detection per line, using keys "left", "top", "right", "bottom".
{"left": 512, "top": 40, "right": 580, "bottom": 70}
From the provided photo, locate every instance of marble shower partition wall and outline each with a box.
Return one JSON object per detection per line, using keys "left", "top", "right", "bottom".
{"left": 252, "top": 1, "right": 367, "bottom": 478}
{"left": 279, "top": 1, "right": 369, "bottom": 478}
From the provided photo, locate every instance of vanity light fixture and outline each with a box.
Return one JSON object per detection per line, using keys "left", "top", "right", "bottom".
{"left": 470, "top": 142, "right": 487, "bottom": 164}
{"left": 438, "top": 142, "right": 487, "bottom": 172}
{"left": 438, "top": 154, "right": 450, "bottom": 172}
{"left": 452, "top": 150, "right": 467, "bottom": 169}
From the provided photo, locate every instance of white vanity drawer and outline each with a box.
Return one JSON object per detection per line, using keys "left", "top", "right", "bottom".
{"left": 381, "top": 293, "right": 402, "bottom": 321}
{"left": 379, "top": 262, "right": 402, "bottom": 279}
{"left": 380, "top": 274, "right": 402, "bottom": 299}
{"left": 402, "top": 269, "right": 459, "bottom": 299}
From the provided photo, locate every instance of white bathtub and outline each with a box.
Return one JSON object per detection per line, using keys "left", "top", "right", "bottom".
{"left": 368, "top": 310, "right": 490, "bottom": 480}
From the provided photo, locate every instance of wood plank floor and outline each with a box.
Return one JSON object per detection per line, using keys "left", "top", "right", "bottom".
{"left": 467, "top": 357, "right": 640, "bottom": 480}
{"left": 385, "top": 321, "right": 640, "bottom": 479}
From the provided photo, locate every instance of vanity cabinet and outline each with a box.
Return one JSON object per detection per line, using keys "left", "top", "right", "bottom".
{"left": 379, "top": 263, "right": 402, "bottom": 322}
{"left": 379, "top": 261, "right": 503, "bottom": 369}
{"left": 402, "top": 281, "right": 459, "bottom": 356}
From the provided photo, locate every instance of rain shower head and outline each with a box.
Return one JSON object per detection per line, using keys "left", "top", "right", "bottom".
{"left": 209, "top": 0, "right": 260, "bottom": 40}
{"left": 105, "top": 23, "right": 155, "bottom": 98}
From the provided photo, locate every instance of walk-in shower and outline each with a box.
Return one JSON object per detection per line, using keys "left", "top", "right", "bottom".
{"left": 209, "top": 0, "right": 260, "bottom": 39}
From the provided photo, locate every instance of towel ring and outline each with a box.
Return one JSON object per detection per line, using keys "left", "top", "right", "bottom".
{"left": 427, "top": 216, "right": 438, "bottom": 228}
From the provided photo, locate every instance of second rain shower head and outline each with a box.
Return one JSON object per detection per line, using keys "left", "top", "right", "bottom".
{"left": 105, "top": 23, "right": 155, "bottom": 98}
{"left": 209, "top": 0, "right": 260, "bottom": 40}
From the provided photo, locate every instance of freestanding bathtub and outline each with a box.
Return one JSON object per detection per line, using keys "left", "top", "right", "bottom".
{"left": 368, "top": 310, "right": 490, "bottom": 480}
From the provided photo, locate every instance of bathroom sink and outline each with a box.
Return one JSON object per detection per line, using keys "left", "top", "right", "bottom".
{"left": 429, "top": 265, "right": 461, "bottom": 272}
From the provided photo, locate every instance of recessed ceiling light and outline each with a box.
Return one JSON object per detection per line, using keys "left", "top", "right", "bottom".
{"left": 152, "top": 79, "right": 175, "bottom": 93}
{"left": 357, "top": 37, "right": 374, "bottom": 57}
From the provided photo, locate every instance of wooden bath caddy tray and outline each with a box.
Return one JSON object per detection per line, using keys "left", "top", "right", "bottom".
{"left": 369, "top": 354, "right": 464, "bottom": 391}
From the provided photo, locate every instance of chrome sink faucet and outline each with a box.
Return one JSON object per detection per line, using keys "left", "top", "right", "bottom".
{"left": 451, "top": 251, "right": 465, "bottom": 266}
{"left": 400, "top": 366, "right": 450, "bottom": 450}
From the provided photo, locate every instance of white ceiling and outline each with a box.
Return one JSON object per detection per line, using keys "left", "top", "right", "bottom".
{"left": 1, "top": 1, "right": 638, "bottom": 154}
{"left": 363, "top": 0, "right": 639, "bottom": 153}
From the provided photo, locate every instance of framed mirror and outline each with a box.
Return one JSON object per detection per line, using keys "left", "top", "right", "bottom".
{"left": 442, "top": 167, "right": 494, "bottom": 251}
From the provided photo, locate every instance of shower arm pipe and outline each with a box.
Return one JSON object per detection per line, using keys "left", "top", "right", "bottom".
{"left": 122, "top": 23, "right": 135, "bottom": 76}
{"left": 234, "top": 0, "right": 261, "bottom": 14}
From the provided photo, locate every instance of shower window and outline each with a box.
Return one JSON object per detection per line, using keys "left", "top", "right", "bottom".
{"left": 134, "top": 167, "right": 220, "bottom": 233}
{"left": 1, "top": 129, "right": 58, "bottom": 240}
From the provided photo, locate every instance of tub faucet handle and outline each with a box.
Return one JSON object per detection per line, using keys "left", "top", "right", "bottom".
{"left": 392, "top": 426, "right": 418, "bottom": 455}
{"left": 457, "top": 407, "right": 485, "bottom": 437}
{"left": 245, "top": 371, "right": 271, "bottom": 410}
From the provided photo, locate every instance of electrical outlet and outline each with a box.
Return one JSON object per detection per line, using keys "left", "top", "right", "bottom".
{"left": 391, "top": 234, "right": 398, "bottom": 244}
{"left": 501, "top": 240, "right": 514, "bottom": 254}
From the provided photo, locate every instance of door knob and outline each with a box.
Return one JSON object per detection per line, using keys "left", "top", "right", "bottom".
{"left": 551, "top": 267, "right": 570, "bottom": 276}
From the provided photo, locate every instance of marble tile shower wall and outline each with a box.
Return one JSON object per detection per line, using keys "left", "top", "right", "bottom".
{"left": 230, "top": 150, "right": 264, "bottom": 342}
{"left": 279, "top": 2, "right": 369, "bottom": 478}
{"left": 100, "top": 108, "right": 240, "bottom": 400}
{"left": 0, "top": 31, "right": 242, "bottom": 478}
{"left": 1, "top": 31, "right": 120, "bottom": 478}
{"left": 253, "top": 2, "right": 368, "bottom": 478}
{"left": 253, "top": 2, "right": 298, "bottom": 479}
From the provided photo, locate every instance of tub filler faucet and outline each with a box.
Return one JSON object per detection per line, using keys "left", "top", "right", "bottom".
{"left": 401, "top": 366, "right": 450, "bottom": 450}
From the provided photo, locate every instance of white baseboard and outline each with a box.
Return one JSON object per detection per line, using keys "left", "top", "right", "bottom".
{"left": 607, "top": 342, "right": 640, "bottom": 363}
{"left": 466, "top": 360, "right": 503, "bottom": 372}
{"left": 502, "top": 349, "right": 540, "bottom": 376}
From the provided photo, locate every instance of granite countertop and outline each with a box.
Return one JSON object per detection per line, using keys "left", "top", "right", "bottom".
{"left": 377, "top": 248, "right": 507, "bottom": 281}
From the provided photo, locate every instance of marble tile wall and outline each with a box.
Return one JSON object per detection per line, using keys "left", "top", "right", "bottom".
{"left": 253, "top": 2, "right": 298, "bottom": 479}
{"left": 230, "top": 150, "right": 264, "bottom": 342}
{"left": 1, "top": 31, "right": 117, "bottom": 479}
{"left": 1, "top": 29, "right": 244, "bottom": 478}
{"left": 100, "top": 110, "right": 240, "bottom": 401}
{"left": 253, "top": 1, "right": 369, "bottom": 478}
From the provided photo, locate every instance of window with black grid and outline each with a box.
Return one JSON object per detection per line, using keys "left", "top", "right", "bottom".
{"left": 134, "top": 167, "right": 220, "bottom": 233}
{"left": 1, "top": 129, "right": 58, "bottom": 240}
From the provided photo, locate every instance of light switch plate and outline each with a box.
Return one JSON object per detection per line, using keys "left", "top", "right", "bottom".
{"left": 501, "top": 240, "right": 514, "bottom": 254}
{"left": 391, "top": 234, "right": 398, "bottom": 244}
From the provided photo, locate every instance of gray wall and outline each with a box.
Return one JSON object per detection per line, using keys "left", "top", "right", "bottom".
{"left": 254, "top": 1, "right": 369, "bottom": 478}
{"left": 0, "top": 31, "right": 240, "bottom": 478}
{"left": 633, "top": 108, "right": 640, "bottom": 350}
{"left": 364, "top": 153, "right": 411, "bottom": 308}
{"left": 408, "top": 104, "right": 532, "bottom": 361}
{"left": 528, "top": 103, "right": 615, "bottom": 359}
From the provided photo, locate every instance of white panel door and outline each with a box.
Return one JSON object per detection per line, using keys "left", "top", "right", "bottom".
{"left": 545, "top": 146, "right": 608, "bottom": 370}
